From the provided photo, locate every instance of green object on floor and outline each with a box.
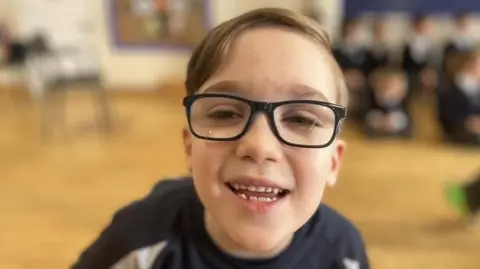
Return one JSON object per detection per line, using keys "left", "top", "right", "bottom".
{"left": 446, "top": 183, "right": 469, "bottom": 215}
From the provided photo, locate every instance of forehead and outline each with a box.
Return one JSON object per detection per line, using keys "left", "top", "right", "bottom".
{"left": 198, "top": 27, "right": 337, "bottom": 103}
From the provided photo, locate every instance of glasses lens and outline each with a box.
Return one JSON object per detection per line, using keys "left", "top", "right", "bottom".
{"left": 189, "top": 96, "right": 250, "bottom": 139}
{"left": 274, "top": 102, "right": 336, "bottom": 146}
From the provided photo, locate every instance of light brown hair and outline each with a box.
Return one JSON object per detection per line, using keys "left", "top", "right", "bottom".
{"left": 185, "top": 8, "right": 348, "bottom": 107}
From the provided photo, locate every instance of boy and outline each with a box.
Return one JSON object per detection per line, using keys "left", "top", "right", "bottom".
{"left": 364, "top": 68, "right": 411, "bottom": 138}
{"left": 437, "top": 50, "right": 480, "bottom": 145}
{"left": 71, "top": 8, "right": 370, "bottom": 269}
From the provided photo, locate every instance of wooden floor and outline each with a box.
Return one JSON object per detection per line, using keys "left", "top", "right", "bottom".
{"left": 1, "top": 87, "right": 479, "bottom": 269}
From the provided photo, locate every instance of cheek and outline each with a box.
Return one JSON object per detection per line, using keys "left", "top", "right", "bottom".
{"left": 290, "top": 150, "right": 331, "bottom": 192}
{"left": 190, "top": 140, "right": 233, "bottom": 181}
{"left": 288, "top": 150, "right": 331, "bottom": 220}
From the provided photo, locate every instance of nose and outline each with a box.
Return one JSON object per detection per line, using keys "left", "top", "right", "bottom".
{"left": 235, "top": 114, "right": 283, "bottom": 163}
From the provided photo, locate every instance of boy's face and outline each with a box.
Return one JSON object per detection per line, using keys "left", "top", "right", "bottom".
{"left": 183, "top": 27, "right": 345, "bottom": 255}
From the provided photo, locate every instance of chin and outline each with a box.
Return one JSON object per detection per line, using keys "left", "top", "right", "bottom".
{"left": 229, "top": 225, "right": 292, "bottom": 257}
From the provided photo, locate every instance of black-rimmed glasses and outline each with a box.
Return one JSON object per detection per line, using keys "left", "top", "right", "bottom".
{"left": 183, "top": 93, "right": 346, "bottom": 148}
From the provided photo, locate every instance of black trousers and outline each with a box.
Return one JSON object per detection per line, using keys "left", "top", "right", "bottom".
{"left": 448, "top": 126, "right": 480, "bottom": 147}
{"left": 465, "top": 174, "right": 480, "bottom": 213}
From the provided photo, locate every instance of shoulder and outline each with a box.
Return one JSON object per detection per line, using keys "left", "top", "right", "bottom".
{"left": 318, "top": 204, "right": 364, "bottom": 246}
{"left": 317, "top": 204, "right": 370, "bottom": 269}
{"left": 113, "top": 177, "right": 195, "bottom": 236}
{"left": 71, "top": 177, "right": 196, "bottom": 269}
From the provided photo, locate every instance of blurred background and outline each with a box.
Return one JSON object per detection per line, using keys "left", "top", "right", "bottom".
{"left": 1, "top": 0, "right": 479, "bottom": 268}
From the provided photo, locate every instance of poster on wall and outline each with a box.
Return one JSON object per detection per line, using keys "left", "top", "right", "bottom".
{"left": 109, "top": 0, "right": 211, "bottom": 50}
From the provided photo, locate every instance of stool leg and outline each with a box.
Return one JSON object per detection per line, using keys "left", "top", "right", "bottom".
{"left": 40, "top": 88, "right": 54, "bottom": 140}
{"left": 91, "top": 83, "right": 112, "bottom": 132}
{"left": 40, "top": 87, "right": 66, "bottom": 140}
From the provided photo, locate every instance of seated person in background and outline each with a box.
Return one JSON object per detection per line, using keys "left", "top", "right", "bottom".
{"left": 365, "top": 16, "right": 391, "bottom": 75}
{"left": 364, "top": 67, "right": 411, "bottom": 138}
{"left": 438, "top": 50, "right": 480, "bottom": 145}
{"left": 441, "top": 13, "right": 476, "bottom": 84}
{"left": 333, "top": 17, "right": 369, "bottom": 120}
{"left": 333, "top": 17, "right": 369, "bottom": 80}
{"left": 401, "top": 14, "right": 438, "bottom": 96}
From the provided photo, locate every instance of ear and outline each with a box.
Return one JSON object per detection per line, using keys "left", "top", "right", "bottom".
{"left": 326, "top": 139, "right": 346, "bottom": 187}
{"left": 182, "top": 126, "right": 192, "bottom": 172}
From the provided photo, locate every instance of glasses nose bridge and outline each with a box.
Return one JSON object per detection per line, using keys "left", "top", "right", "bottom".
{"left": 247, "top": 101, "right": 277, "bottom": 134}
{"left": 251, "top": 101, "right": 274, "bottom": 115}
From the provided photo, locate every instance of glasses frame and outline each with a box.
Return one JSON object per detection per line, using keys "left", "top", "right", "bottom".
{"left": 183, "top": 93, "right": 347, "bottom": 148}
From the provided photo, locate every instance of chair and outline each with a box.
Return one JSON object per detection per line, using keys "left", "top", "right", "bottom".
{"left": 25, "top": 34, "right": 113, "bottom": 139}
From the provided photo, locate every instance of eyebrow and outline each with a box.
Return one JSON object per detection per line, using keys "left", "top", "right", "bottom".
{"left": 201, "top": 80, "right": 330, "bottom": 102}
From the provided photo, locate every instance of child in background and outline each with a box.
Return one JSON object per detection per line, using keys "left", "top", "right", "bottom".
{"left": 438, "top": 50, "right": 480, "bottom": 145}
{"left": 333, "top": 17, "right": 369, "bottom": 120}
{"left": 364, "top": 68, "right": 411, "bottom": 138}
{"left": 443, "top": 13, "right": 475, "bottom": 64}
{"left": 71, "top": 8, "right": 369, "bottom": 269}
{"left": 401, "top": 15, "right": 438, "bottom": 96}
{"left": 365, "top": 16, "right": 391, "bottom": 75}
{"left": 441, "top": 13, "right": 475, "bottom": 85}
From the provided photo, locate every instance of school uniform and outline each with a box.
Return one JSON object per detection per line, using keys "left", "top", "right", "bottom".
{"left": 443, "top": 33, "right": 473, "bottom": 60}
{"left": 441, "top": 33, "right": 474, "bottom": 81}
{"left": 401, "top": 35, "right": 436, "bottom": 93}
{"left": 364, "top": 43, "right": 390, "bottom": 75}
{"left": 71, "top": 177, "right": 370, "bottom": 269}
{"left": 364, "top": 91, "right": 411, "bottom": 138}
{"left": 333, "top": 44, "right": 370, "bottom": 120}
{"left": 333, "top": 45, "right": 369, "bottom": 74}
{"left": 437, "top": 74, "right": 480, "bottom": 144}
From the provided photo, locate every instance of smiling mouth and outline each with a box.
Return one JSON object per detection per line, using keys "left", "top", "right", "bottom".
{"left": 225, "top": 182, "right": 290, "bottom": 202}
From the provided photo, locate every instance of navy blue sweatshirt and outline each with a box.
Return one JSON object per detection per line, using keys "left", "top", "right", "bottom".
{"left": 71, "top": 177, "right": 370, "bottom": 269}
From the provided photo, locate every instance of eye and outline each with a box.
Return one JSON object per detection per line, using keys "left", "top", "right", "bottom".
{"left": 207, "top": 109, "right": 244, "bottom": 119}
{"left": 283, "top": 115, "right": 320, "bottom": 127}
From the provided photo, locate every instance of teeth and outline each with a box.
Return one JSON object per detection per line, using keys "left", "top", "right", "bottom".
{"left": 256, "top": 186, "right": 266, "bottom": 192}
{"left": 230, "top": 183, "right": 284, "bottom": 193}
{"left": 237, "top": 194, "right": 277, "bottom": 202}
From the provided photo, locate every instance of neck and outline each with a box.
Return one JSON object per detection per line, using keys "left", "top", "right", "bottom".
{"left": 204, "top": 211, "right": 293, "bottom": 259}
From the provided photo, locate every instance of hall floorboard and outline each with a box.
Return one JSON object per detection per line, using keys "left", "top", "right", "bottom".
{"left": 0, "top": 87, "right": 479, "bottom": 269}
